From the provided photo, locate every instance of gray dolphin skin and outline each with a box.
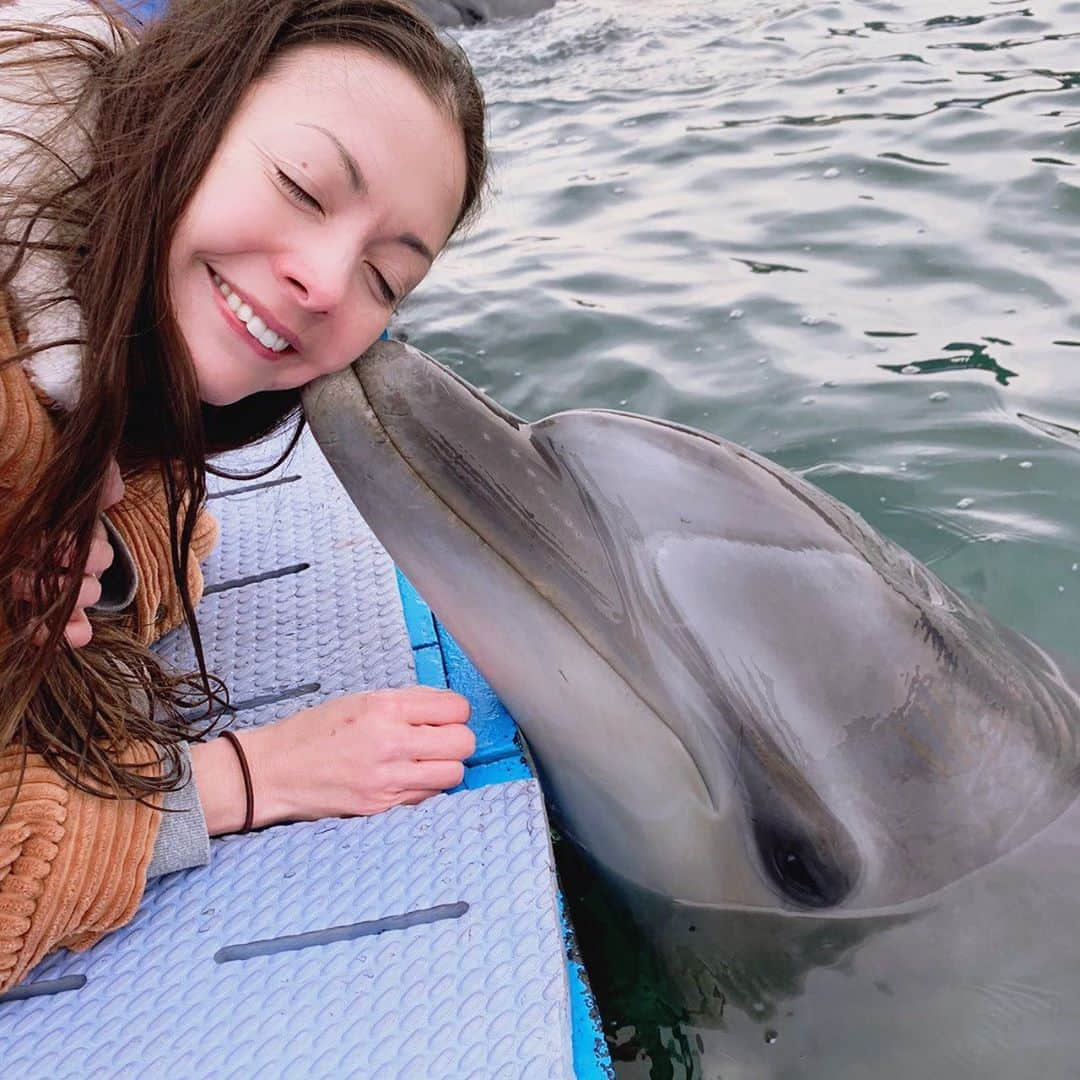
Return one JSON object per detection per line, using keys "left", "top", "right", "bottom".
{"left": 303, "top": 341, "right": 1080, "bottom": 1078}
{"left": 406, "top": 0, "right": 555, "bottom": 27}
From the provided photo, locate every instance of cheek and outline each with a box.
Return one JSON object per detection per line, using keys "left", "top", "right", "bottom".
{"left": 175, "top": 177, "right": 277, "bottom": 263}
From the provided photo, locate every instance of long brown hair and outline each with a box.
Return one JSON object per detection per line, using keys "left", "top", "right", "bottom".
{"left": 0, "top": 0, "right": 488, "bottom": 802}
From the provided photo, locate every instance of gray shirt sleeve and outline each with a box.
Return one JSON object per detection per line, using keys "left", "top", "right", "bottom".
{"left": 147, "top": 741, "right": 212, "bottom": 879}
{"left": 82, "top": 520, "right": 211, "bottom": 877}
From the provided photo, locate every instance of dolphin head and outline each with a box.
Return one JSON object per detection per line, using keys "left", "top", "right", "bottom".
{"left": 303, "top": 340, "right": 1080, "bottom": 915}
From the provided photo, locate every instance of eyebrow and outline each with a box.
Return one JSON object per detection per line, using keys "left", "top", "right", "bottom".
{"left": 298, "top": 122, "right": 435, "bottom": 265}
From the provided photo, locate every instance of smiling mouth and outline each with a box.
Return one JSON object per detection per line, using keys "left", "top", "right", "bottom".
{"left": 209, "top": 268, "right": 296, "bottom": 356}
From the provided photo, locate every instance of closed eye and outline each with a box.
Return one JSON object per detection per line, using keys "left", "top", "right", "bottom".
{"left": 275, "top": 168, "right": 322, "bottom": 213}
{"left": 369, "top": 265, "right": 398, "bottom": 307}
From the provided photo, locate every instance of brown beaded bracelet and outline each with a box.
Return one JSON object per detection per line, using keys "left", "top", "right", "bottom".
{"left": 219, "top": 729, "right": 255, "bottom": 834}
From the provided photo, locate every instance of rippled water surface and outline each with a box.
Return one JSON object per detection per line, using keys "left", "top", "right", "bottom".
{"left": 398, "top": 2, "right": 1079, "bottom": 1075}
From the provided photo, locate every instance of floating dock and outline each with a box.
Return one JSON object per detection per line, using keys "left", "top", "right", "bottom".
{"left": 0, "top": 431, "right": 613, "bottom": 1079}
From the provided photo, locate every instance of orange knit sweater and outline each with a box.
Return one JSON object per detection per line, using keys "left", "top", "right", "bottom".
{"left": 0, "top": 310, "right": 219, "bottom": 993}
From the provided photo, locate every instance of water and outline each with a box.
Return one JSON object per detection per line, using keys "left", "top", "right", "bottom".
{"left": 395, "top": 1, "right": 1080, "bottom": 1074}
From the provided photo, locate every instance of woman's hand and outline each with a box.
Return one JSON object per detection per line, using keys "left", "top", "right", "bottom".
{"left": 191, "top": 687, "right": 476, "bottom": 835}
{"left": 25, "top": 459, "right": 124, "bottom": 647}
{"left": 51, "top": 517, "right": 115, "bottom": 647}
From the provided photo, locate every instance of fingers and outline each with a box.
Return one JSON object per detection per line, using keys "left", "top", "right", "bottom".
{"left": 20, "top": 516, "right": 115, "bottom": 651}
{"left": 75, "top": 572, "right": 102, "bottom": 611}
{"left": 400, "top": 686, "right": 472, "bottom": 726}
{"left": 64, "top": 610, "right": 93, "bottom": 648}
{"left": 56, "top": 519, "right": 112, "bottom": 574}
{"left": 409, "top": 720, "right": 476, "bottom": 762}
{"left": 61, "top": 574, "right": 102, "bottom": 647}
{"left": 408, "top": 758, "right": 467, "bottom": 791}
{"left": 84, "top": 528, "right": 114, "bottom": 580}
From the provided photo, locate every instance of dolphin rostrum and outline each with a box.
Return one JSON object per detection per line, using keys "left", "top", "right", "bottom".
{"left": 303, "top": 340, "right": 1080, "bottom": 1077}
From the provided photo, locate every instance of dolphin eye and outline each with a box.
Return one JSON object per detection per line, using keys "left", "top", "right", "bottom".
{"left": 756, "top": 821, "right": 855, "bottom": 909}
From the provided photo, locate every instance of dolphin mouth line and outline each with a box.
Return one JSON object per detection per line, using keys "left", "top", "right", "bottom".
{"left": 339, "top": 354, "right": 724, "bottom": 822}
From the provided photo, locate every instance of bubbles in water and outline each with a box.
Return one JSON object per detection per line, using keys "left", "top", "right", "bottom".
{"left": 1059, "top": 586, "right": 1066, "bottom": 593}
{"left": 801, "top": 314, "right": 820, "bottom": 326}
{"left": 729, "top": 308, "right": 744, "bottom": 320}
{"left": 901, "top": 365, "right": 920, "bottom": 375}
{"left": 765, "top": 1029, "right": 779, "bottom": 1045}
{"left": 957, "top": 497, "right": 975, "bottom": 509}
{"left": 824, "top": 167, "right": 840, "bottom": 179}
{"left": 757, "top": 356, "right": 769, "bottom": 365}
{"left": 999, "top": 454, "right": 1009, "bottom": 461}
{"left": 801, "top": 396, "right": 816, "bottom": 405}
{"left": 929, "top": 391, "right": 949, "bottom": 402}
{"left": 1072, "top": 563, "right": 1078, "bottom": 572}
{"left": 1019, "top": 460, "right": 1033, "bottom": 469}
{"left": 618, "top": 399, "right": 628, "bottom": 406}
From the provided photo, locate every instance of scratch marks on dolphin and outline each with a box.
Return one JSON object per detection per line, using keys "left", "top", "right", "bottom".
{"left": 425, "top": 425, "right": 622, "bottom": 617}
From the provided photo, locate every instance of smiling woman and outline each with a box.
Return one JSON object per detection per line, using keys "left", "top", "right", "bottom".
{"left": 0, "top": 0, "right": 486, "bottom": 993}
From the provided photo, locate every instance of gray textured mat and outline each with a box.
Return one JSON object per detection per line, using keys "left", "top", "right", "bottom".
{"left": 157, "top": 430, "right": 418, "bottom": 728}
{"left": 0, "top": 429, "right": 575, "bottom": 1078}
{"left": 2, "top": 781, "right": 573, "bottom": 1079}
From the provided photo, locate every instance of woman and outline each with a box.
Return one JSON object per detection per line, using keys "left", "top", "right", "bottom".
{"left": 0, "top": 0, "right": 484, "bottom": 992}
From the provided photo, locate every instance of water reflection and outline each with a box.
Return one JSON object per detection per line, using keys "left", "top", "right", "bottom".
{"left": 879, "top": 340, "right": 1020, "bottom": 385}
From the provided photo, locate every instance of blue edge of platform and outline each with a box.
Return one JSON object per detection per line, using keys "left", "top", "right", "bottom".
{"left": 396, "top": 570, "right": 613, "bottom": 1079}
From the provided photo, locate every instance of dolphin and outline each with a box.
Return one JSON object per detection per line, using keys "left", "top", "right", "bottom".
{"left": 406, "top": 0, "right": 555, "bottom": 28}
{"left": 302, "top": 340, "right": 1080, "bottom": 1077}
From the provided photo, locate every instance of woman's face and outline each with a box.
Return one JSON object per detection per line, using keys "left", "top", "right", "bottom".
{"left": 168, "top": 44, "right": 467, "bottom": 406}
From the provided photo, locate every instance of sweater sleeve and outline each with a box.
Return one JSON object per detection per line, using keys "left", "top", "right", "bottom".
{"left": 0, "top": 743, "right": 163, "bottom": 995}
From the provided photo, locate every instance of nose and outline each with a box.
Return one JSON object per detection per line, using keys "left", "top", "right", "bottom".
{"left": 274, "top": 243, "right": 354, "bottom": 313}
{"left": 101, "top": 458, "right": 125, "bottom": 511}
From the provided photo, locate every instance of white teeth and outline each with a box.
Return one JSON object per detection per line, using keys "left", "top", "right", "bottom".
{"left": 212, "top": 272, "right": 291, "bottom": 353}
